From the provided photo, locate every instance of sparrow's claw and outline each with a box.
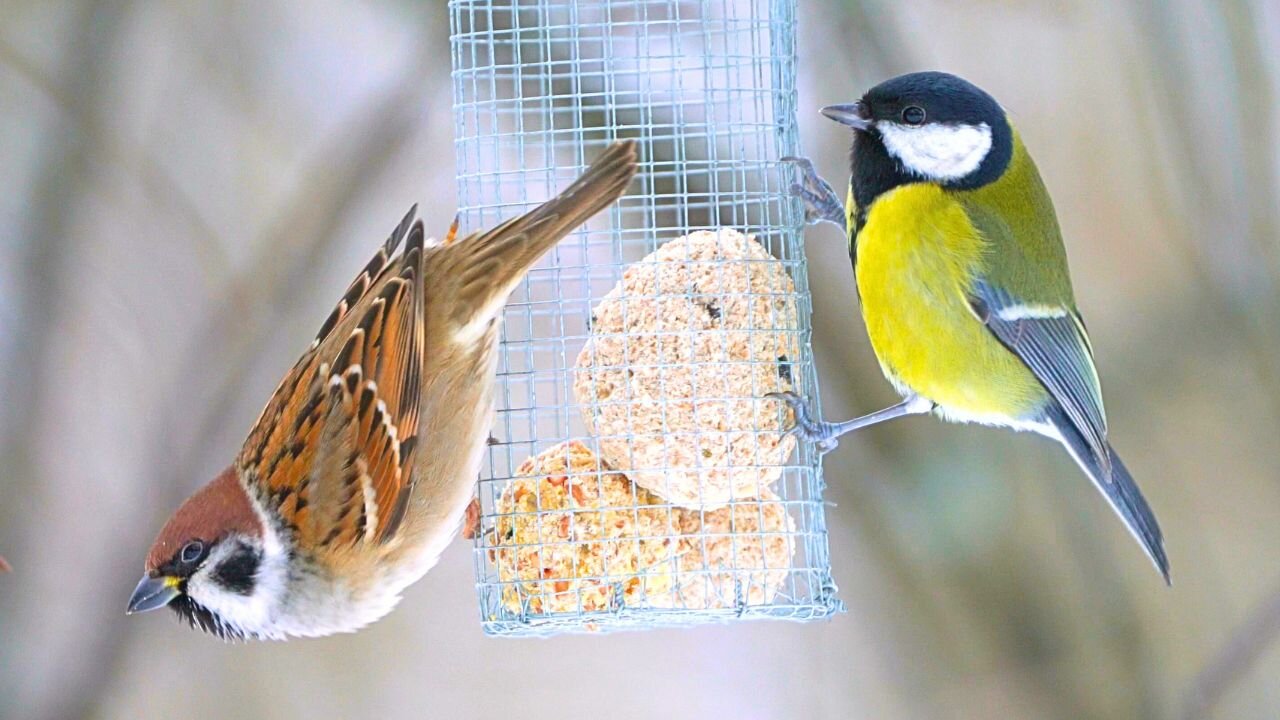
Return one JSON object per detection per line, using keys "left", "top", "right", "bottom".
{"left": 767, "top": 391, "right": 841, "bottom": 454}
{"left": 781, "top": 156, "right": 845, "bottom": 227}
{"left": 461, "top": 498, "right": 482, "bottom": 540}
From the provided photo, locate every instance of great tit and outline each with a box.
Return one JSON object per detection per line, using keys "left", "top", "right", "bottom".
{"left": 775, "top": 71, "right": 1169, "bottom": 582}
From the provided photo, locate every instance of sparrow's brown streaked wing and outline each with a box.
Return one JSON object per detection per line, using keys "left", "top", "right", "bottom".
{"left": 236, "top": 206, "right": 425, "bottom": 549}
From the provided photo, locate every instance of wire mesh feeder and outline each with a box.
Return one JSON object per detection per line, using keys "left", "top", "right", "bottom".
{"left": 450, "top": 0, "right": 841, "bottom": 636}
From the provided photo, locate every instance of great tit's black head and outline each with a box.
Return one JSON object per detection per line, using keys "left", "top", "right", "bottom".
{"left": 824, "top": 71, "right": 1013, "bottom": 203}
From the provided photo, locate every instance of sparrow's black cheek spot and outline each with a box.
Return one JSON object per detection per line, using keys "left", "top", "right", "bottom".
{"left": 212, "top": 546, "right": 262, "bottom": 596}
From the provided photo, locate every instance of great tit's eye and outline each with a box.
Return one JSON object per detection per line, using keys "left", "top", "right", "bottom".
{"left": 902, "top": 106, "right": 926, "bottom": 126}
{"left": 180, "top": 540, "right": 206, "bottom": 565}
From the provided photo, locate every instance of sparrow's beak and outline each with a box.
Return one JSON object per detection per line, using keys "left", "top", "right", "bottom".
{"left": 821, "top": 101, "right": 872, "bottom": 130}
{"left": 126, "top": 574, "right": 181, "bottom": 614}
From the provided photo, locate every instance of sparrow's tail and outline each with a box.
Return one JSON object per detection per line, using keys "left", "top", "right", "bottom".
{"left": 1046, "top": 404, "right": 1170, "bottom": 583}
{"left": 428, "top": 139, "right": 638, "bottom": 331}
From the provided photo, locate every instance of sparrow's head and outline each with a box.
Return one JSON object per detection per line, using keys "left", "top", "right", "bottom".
{"left": 128, "top": 466, "right": 283, "bottom": 640}
{"left": 825, "top": 71, "right": 1013, "bottom": 194}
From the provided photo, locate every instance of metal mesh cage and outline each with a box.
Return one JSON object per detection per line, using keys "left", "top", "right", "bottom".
{"left": 450, "top": 0, "right": 840, "bottom": 636}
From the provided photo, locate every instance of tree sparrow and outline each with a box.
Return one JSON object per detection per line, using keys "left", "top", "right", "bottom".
{"left": 127, "top": 140, "right": 638, "bottom": 639}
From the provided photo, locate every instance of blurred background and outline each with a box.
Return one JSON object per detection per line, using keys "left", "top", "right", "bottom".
{"left": 2, "top": 1, "right": 1278, "bottom": 718}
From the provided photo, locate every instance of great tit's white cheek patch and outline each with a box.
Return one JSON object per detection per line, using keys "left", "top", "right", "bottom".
{"left": 878, "top": 122, "right": 993, "bottom": 181}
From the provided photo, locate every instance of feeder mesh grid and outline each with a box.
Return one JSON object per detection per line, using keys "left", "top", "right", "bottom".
{"left": 449, "top": 0, "right": 841, "bottom": 636}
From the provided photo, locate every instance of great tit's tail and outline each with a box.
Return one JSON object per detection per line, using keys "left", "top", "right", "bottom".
{"left": 1045, "top": 404, "right": 1170, "bottom": 584}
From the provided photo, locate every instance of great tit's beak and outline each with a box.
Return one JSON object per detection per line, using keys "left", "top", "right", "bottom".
{"left": 821, "top": 102, "right": 872, "bottom": 130}
{"left": 126, "top": 574, "right": 181, "bottom": 614}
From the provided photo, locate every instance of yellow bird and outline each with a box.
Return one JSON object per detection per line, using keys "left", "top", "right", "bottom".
{"left": 775, "top": 71, "right": 1168, "bottom": 581}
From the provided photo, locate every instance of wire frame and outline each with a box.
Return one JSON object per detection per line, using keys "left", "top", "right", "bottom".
{"left": 450, "top": 0, "right": 841, "bottom": 636}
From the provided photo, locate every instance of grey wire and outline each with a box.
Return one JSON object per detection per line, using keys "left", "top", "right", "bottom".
{"left": 451, "top": 0, "right": 841, "bottom": 637}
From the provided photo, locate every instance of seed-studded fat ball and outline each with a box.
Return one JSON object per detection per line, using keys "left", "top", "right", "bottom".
{"left": 574, "top": 229, "right": 799, "bottom": 507}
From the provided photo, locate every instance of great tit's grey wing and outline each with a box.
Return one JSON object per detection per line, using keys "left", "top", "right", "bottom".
{"left": 969, "top": 279, "right": 1109, "bottom": 475}
{"left": 969, "top": 279, "right": 1168, "bottom": 580}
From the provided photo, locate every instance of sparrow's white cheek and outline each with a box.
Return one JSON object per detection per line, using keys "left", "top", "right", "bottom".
{"left": 186, "top": 535, "right": 290, "bottom": 640}
{"left": 878, "top": 121, "right": 993, "bottom": 181}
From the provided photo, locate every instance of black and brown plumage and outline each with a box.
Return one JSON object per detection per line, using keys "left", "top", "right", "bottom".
{"left": 238, "top": 205, "right": 425, "bottom": 552}
{"left": 129, "top": 140, "right": 639, "bottom": 639}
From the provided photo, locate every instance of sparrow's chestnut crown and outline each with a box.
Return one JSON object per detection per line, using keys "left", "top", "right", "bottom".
{"left": 145, "top": 466, "right": 262, "bottom": 574}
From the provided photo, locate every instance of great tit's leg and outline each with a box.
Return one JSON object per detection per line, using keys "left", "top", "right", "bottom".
{"left": 782, "top": 156, "right": 845, "bottom": 227}
{"left": 768, "top": 391, "right": 934, "bottom": 454}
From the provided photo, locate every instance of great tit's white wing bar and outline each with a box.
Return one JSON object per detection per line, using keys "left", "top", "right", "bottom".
{"left": 970, "top": 280, "right": 1110, "bottom": 476}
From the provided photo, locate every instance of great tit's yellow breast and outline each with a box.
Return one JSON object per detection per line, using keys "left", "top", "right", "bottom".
{"left": 855, "top": 183, "right": 1046, "bottom": 421}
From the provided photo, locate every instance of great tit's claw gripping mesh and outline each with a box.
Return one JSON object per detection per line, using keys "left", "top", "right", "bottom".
{"left": 767, "top": 391, "right": 841, "bottom": 454}
{"left": 782, "top": 156, "right": 845, "bottom": 227}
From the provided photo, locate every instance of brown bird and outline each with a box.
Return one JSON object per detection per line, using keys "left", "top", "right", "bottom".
{"left": 127, "top": 140, "right": 638, "bottom": 639}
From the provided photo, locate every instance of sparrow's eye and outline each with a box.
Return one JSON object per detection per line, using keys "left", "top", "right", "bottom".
{"left": 902, "top": 106, "right": 926, "bottom": 126}
{"left": 180, "top": 540, "right": 206, "bottom": 566}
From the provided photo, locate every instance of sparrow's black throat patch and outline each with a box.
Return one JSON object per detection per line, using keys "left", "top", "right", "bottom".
{"left": 169, "top": 593, "right": 245, "bottom": 640}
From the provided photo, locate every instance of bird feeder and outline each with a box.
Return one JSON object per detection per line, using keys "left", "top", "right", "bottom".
{"left": 450, "top": 0, "right": 840, "bottom": 636}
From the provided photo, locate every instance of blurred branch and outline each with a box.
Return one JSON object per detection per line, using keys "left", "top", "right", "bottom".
{"left": 151, "top": 50, "right": 434, "bottom": 495}
{"left": 1127, "top": 0, "right": 1280, "bottom": 432}
{"left": 836, "top": 0, "right": 914, "bottom": 79}
{"left": 1182, "top": 580, "right": 1280, "bottom": 720}
{"left": 0, "top": 5, "right": 133, "bottom": 720}
{"left": 0, "top": 35, "right": 231, "bottom": 285}
{"left": 1220, "top": 0, "right": 1280, "bottom": 285}
{"left": 0, "top": 5, "right": 444, "bottom": 719}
